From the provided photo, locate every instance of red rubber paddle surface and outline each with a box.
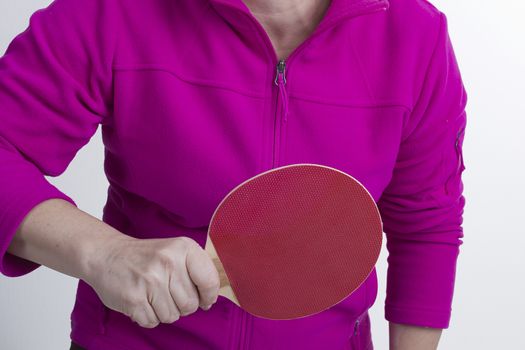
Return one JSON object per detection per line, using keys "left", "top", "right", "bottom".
{"left": 208, "top": 164, "right": 382, "bottom": 320}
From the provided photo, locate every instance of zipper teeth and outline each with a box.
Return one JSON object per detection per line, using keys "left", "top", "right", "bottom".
{"left": 238, "top": 310, "right": 246, "bottom": 350}
{"left": 272, "top": 79, "right": 281, "bottom": 168}
{"left": 214, "top": 2, "right": 390, "bottom": 345}
{"left": 243, "top": 312, "right": 252, "bottom": 349}
{"left": 274, "top": 58, "right": 289, "bottom": 167}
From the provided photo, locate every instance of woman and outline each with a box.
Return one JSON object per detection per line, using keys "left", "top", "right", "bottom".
{"left": 0, "top": 0, "right": 467, "bottom": 349}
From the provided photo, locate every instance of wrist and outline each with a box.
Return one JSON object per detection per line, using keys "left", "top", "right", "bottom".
{"left": 389, "top": 322, "right": 442, "bottom": 350}
{"left": 78, "top": 225, "right": 135, "bottom": 285}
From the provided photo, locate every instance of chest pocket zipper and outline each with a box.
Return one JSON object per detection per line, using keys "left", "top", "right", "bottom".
{"left": 445, "top": 126, "right": 466, "bottom": 195}
{"left": 456, "top": 127, "right": 466, "bottom": 173}
{"left": 352, "top": 318, "right": 361, "bottom": 349}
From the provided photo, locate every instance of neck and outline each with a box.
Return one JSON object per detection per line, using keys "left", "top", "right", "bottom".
{"left": 242, "top": 0, "right": 332, "bottom": 59}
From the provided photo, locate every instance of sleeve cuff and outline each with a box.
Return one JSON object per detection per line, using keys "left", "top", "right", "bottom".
{"left": 385, "top": 303, "right": 452, "bottom": 329}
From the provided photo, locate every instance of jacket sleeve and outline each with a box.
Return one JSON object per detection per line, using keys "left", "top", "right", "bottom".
{"left": 377, "top": 12, "right": 467, "bottom": 329}
{"left": 0, "top": 0, "right": 115, "bottom": 277}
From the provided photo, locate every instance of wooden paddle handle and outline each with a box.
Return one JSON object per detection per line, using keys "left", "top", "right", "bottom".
{"left": 204, "top": 236, "right": 239, "bottom": 305}
{"left": 212, "top": 256, "right": 229, "bottom": 289}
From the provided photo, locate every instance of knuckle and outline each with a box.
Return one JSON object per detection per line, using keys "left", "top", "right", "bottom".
{"left": 157, "top": 250, "right": 177, "bottom": 269}
{"left": 178, "top": 298, "right": 199, "bottom": 315}
{"left": 144, "top": 271, "right": 164, "bottom": 287}
{"left": 201, "top": 273, "right": 220, "bottom": 291}
{"left": 123, "top": 294, "right": 143, "bottom": 309}
{"left": 127, "top": 305, "right": 159, "bottom": 329}
{"left": 163, "top": 237, "right": 196, "bottom": 261}
{"left": 204, "top": 295, "right": 218, "bottom": 306}
{"left": 176, "top": 236, "right": 194, "bottom": 248}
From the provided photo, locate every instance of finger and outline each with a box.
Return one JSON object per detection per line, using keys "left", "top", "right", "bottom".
{"left": 129, "top": 301, "right": 160, "bottom": 329}
{"left": 169, "top": 269, "right": 200, "bottom": 316}
{"left": 186, "top": 245, "right": 220, "bottom": 308}
{"left": 149, "top": 284, "right": 181, "bottom": 324}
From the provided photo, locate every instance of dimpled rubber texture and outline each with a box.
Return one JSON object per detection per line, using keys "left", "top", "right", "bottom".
{"left": 208, "top": 164, "right": 382, "bottom": 320}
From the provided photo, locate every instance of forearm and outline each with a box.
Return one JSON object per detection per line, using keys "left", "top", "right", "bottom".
{"left": 6, "top": 198, "right": 131, "bottom": 281}
{"left": 389, "top": 322, "right": 442, "bottom": 350}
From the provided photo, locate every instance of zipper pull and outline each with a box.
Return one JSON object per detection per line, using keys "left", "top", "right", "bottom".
{"left": 274, "top": 59, "right": 287, "bottom": 85}
{"left": 274, "top": 59, "right": 289, "bottom": 123}
{"left": 354, "top": 319, "right": 360, "bottom": 336}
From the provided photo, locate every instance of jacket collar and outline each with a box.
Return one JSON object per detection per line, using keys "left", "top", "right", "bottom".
{"left": 208, "top": 0, "right": 390, "bottom": 32}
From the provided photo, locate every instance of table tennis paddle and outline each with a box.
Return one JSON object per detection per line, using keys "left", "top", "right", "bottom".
{"left": 204, "top": 163, "right": 382, "bottom": 320}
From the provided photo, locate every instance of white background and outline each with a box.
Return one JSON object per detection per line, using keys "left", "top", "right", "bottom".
{"left": 1, "top": 0, "right": 524, "bottom": 349}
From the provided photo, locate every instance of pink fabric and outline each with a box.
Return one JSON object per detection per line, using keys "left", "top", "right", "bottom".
{"left": 0, "top": 0, "right": 467, "bottom": 348}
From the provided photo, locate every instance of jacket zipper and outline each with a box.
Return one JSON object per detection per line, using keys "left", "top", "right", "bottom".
{"left": 264, "top": 4, "right": 388, "bottom": 169}
{"left": 238, "top": 310, "right": 246, "bottom": 349}
{"left": 218, "top": 3, "right": 390, "bottom": 349}
{"left": 273, "top": 58, "right": 289, "bottom": 167}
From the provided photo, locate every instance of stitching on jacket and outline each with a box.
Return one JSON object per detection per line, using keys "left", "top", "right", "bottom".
{"left": 348, "top": 22, "right": 376, "bottom": 103}
{"left": 288, "top": 93, "right": 411, "bottom": 110}
{"left": 112, "top": 64, "right": 266, "bottom": 99}
{"left": 385, "top": 303, "right": 452, "bottom": 314}
{"left": 402, "top": 11, "right": 445, "bottom": 143}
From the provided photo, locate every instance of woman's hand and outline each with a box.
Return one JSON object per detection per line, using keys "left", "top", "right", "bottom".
{"left": 84, "top": 235, "right": 220, "bottom": 328}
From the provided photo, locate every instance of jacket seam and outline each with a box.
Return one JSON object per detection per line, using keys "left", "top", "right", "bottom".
{"left": 320, "top": 0, "right": 389, "bottom": 31}
{"left": 415, "top": 11, "right": 445, "bottom": 109}
{"left": 112, "top": 64, "right": 266, "bottom": 99}
{"left": 289, "top": 94, "right": 411, "bottom": 111}
{"left": 348, "top": 26, "right": 376, "bottom": 102}
{"left": 402, "top": 11, "right": 445, "bottom": 142}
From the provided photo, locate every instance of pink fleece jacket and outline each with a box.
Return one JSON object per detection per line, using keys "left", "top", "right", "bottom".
{"left": 0, "top": 0, "right": 467, "bottom": 348}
